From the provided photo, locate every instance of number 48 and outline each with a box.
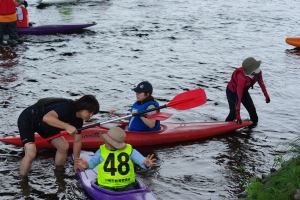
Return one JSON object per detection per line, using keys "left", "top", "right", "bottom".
{"left": 103, "top": 152, "right": 130, "bottom": 176}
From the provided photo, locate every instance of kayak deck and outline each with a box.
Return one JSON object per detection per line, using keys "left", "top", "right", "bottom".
{"left": 17, "top": 22, "right": 96, "bottom": 35}
{"left": 0, "top": 120, "right": 252, "bottom": 148}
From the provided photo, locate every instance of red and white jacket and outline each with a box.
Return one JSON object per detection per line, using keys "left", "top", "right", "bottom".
{"left": 227, "top": 67, "right": 267, "bottom": 110}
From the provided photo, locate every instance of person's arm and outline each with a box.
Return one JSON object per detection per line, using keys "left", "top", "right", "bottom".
{"left": 88, "top": 149, "right": 103, "bottom": 168}
{"left": 109, "top": 110, "right": 128, "bottom": 117}
{"left": 256, "top": 71, "right": 267, "bottom": 93}
{"left": 256, "top": 71, "right": 270, "bottom": 103}
{"left": 75, "top": 157, "right": 88, "bottom": 169}
{"left": 140, "top": 117, "right": 156, "bottom": 128}
{"left": 130, "top": 149, "right": 156, "bottom": 170}
{"left": 73, "top": 134, "right": 82, "bottom": 171}
{"left": 140, "top": 104, "right": 157, "bottom": 128}
{"left": 43, "top": 110, "right": 77, "bottom": 134}
{"left": 75, "top": 149, "right": 103, "bottom": 170}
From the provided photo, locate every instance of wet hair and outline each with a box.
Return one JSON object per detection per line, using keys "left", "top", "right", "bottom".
{"left": 73, "top": 95, "right": 100, "bottom": 115}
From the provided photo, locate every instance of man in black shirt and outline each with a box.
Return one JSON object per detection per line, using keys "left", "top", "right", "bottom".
{"left": 17, "top": 95, "right": 100, "bottom": 179}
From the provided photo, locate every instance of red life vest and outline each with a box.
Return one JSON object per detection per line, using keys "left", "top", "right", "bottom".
{"left": 17, "top": 6, "right": 28, "bottom": 27}
{"left": 228, "top": 67, "right": 252, "bottom": 92}
{"left": 0, "top": 0, "right": 16, "bottom": 15}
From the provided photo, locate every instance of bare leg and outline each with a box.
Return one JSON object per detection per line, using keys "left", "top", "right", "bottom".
{"left": 51, "top": 137, "right": 69, "bottom": 167}
{"left": 20, "top": 143, "right": 37, "bottom": 177}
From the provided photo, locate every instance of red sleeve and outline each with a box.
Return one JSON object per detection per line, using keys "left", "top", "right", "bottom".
{"left": 256, "top": 71, "right": 267, "bottom": 94}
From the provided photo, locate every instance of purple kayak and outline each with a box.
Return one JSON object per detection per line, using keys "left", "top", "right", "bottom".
{"left": 74, "top": 150, "right": 157, "bottom": 200}
{"left": 16, "top": 22, "right": 96, "bottom": 35}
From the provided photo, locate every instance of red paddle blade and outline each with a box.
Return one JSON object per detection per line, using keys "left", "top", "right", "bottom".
{"left": 145, "top": 112, "right": 172, "bottom": 120}
{"left": 166, "top": 88, "right": 207, "bottom": 110}
{"left": 34, "top": 131, "right": 67, "bottom": 144}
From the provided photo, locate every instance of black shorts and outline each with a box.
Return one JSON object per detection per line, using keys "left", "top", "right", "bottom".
{"left": 17, "top": 105, "right": 36, "bottom": 146}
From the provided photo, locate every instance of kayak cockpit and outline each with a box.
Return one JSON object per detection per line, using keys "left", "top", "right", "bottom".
{"left": 91, "top": 178, "right": 149, "bottom": 194}
{"left": 100, "top": 121, "right": 165, "bottom": 133}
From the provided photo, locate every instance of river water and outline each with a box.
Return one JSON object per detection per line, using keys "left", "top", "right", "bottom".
{"left": 1, "top": 0, "right": 300, "bottom": 199}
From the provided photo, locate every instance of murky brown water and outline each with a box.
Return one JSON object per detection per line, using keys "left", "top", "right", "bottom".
{"left": 1, "top": 0, "right": 300, "bottom": 199}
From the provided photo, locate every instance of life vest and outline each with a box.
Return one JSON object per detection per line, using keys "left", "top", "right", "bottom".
{"left": 128, "top": 100, "right": 160, "bottom": 131}
{"left": 0, "top": 0, "right": 16, "bottom": 15}
{"left": 16, "top": 6, "right": 28, "bottom": 27}
{"left": 0, "top": 0, "right": 17, "bottom": 22}
{"left": 97, "top": 144, "right": 135, "bottom": 188}
{"left": 228, "top": 67, "right": 252, "bottom": 92}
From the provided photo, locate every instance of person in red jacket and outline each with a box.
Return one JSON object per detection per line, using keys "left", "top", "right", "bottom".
{"left": 0, "top": 0, "right": 18, "bottom": 43}
{"left": 225, "top": 57, "right": 270, "bottom": 127}
{"left": 15, "top": 0, "right": 28, "bottom": 27}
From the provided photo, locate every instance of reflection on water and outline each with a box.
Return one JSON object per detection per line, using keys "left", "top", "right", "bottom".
{"left": 35, "top": 5, "right": 74, "bottom": 22}
{"left": 285, "top": 47, "right": 300, "bottom": 57}
{"left": 213, "top": 130, "right": 258, "bottom": 196}
{"left": 284, "top": 48, "right": 300, "bottom": 72}
{"left": 0, "top": 45, "right": 24, "bottom": 102}
{"left": 0, "top": 46, "right": 18, "bottom": 60}
{"left": 57, "top": 7, "right": 74, "bottom": 22}
{"left": 0, "top": 46, "right": 19, "bottom": 77}
{"left": 19, "top": 178, "right": 31, "bottom": 197}
{"left": 54, "top": 167, "right": 67, "bottom": 195}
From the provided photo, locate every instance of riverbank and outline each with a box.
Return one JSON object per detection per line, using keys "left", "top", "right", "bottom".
{"left": 242, "top": 137, "right": 300, "bottom": 200}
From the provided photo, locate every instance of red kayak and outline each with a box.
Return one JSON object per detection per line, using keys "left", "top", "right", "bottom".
{"left": 0, "top": 120, "right": 252, "bottom": 149}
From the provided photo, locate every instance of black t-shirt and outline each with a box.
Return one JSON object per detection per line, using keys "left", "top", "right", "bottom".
{"left": 37, "top": 101, "right": 83, "bottom": 137}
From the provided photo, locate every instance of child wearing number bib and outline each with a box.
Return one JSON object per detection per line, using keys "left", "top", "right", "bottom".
{"left": 75, "top": 127, "right": 156, "bottom": 191}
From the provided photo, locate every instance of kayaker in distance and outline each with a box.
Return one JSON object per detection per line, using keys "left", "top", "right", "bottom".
{"left": 110, "top": 81, "right": 161, "bottom": 132}
{"left": 0, "top": 0, "right": 19, "bottom": 43}
{"left": 18, "top": 95, "right": 100, "bottom": 181}
{"left": 75, "top": 127, "right": 156, "bottom": 191}
{"left": 15, "top": 0, "right": 29, "bottom": 27}
{"left": 225, "top": 57, "right": 270, "bottom": 127}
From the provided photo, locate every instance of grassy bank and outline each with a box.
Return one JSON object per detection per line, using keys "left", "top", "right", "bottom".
{"left": 244, "top": 137, "right": 300, "bottom": 200}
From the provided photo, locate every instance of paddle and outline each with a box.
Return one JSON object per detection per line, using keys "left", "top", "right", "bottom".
{"left": 99, "top": 110, "right": 173, "bottom": 120}
{"left": 36, "top": 88, "right": 206, "bottom": 143}
{"left": 79, "top": 88, "right": 206, "bottom": 130}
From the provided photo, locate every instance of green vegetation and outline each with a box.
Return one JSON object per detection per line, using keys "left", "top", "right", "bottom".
{"left": 244, "top": 137, "right": 300, "bottom": 200}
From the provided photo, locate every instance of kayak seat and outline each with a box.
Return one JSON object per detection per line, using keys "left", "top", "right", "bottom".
{"left": 91, "top": 178, "right": 148, "bottom": 194}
